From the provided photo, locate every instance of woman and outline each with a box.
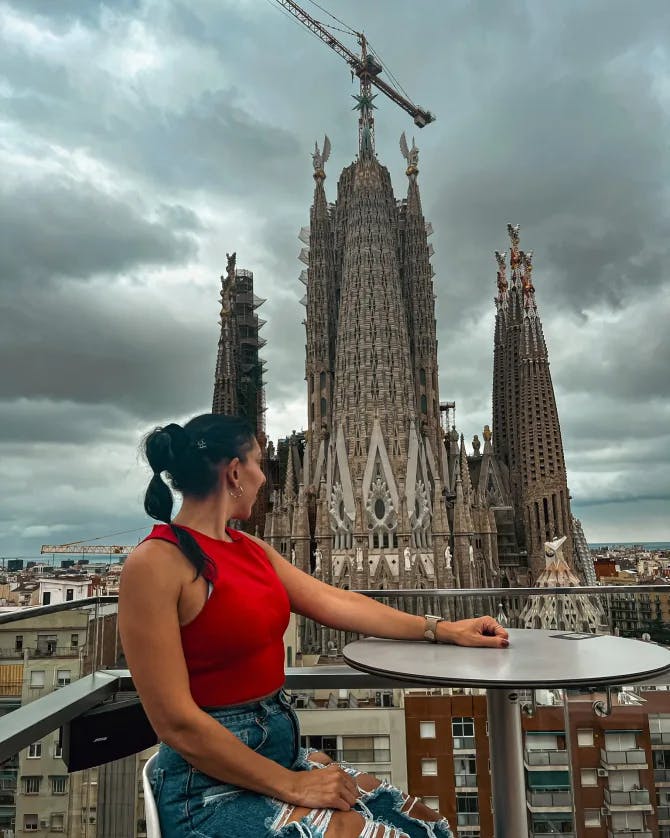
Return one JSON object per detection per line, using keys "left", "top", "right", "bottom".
{"left": 119, "top": 414, "right": 509, "bottom": 838}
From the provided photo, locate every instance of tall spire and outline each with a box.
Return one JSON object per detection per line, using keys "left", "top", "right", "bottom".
{"left": 331, "top": 155, "right": 416, "bottom": 467}
{"left": 491, "top": 224, "right": 574, "bottom": 579}
{"left": 352, "top": 34, "right": 380, "bottom": 158}
{"left": 399, "top": 132, "right": 442, "bottom": 463}
{"left": 304, "top": 136, "right": 336, "bottom": 474}
{"left": 212, "top": 252, "right": 239, "bottom": 416}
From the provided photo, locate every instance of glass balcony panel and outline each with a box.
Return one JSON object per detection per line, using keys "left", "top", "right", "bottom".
{"left": 600, "top": 748, "right": 648, "bottom": 768}
{"left": 604, "top": 788, "right": 651, "bottom": 807}
{"left": 525, "top": 749, "right": 570, "bottom": 766}
{"left": 526, "top": 790, "right": 572, "bottom": 809}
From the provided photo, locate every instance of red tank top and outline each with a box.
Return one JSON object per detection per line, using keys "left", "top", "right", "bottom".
{"left": 143, "top": 524, "right": 290, "bottom": 706}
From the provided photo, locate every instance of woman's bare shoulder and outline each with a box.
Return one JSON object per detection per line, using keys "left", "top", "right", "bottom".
{"left": 121, "top": 537, "right": 192, "bottom": 589}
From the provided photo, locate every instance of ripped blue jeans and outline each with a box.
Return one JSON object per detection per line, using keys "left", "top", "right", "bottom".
{"left": 151, "top": 689, "right": 453, "bottom": 837}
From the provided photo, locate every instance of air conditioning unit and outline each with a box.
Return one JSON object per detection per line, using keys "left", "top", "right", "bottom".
{"left": 600, "top": 807, "right": 609, "bottom": 817}
{"left": 597, "top": 768, "right": 608, "bottom": 777}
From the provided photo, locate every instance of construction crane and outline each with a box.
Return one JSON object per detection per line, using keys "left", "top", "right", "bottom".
{"left": 274, "top": 0, "right": 434, "bottom": 152}
{"left": 40, "top": 544, "right": 136, "bottom": 556}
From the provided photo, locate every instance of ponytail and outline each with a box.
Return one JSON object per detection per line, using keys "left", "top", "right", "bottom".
{"left": 141, "top": 414, "right": 255, "bottom": 579}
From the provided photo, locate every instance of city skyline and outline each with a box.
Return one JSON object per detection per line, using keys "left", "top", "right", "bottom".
{"left": 1, "top": 0, "right": 669, "bottom": 559}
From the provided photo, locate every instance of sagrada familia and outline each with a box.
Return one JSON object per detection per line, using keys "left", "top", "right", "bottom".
{"left": 212, "top": 114, "right": 599, "bottom": 647}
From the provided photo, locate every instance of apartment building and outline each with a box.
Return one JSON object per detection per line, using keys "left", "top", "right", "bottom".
{"left": 403, "top": 687, "right": 670, "bottom": 837}
{"left": 0, "top": 609, "right": 90, "bottom": 837}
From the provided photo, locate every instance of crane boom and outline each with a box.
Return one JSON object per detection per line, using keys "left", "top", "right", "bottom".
{"left": 275, "top": 0, "right": 434, "bottom": 128}
{"left": 41, "top": 544, "right": 136, "bottom": 555}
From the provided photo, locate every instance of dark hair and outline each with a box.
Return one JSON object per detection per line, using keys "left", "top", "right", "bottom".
{"left": 143, "top": 413, "right": 256, "bottom": 578}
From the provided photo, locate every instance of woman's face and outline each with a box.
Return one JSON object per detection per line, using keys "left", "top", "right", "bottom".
{"left": 233, "top": 438, "right": 266, "bottom": 518}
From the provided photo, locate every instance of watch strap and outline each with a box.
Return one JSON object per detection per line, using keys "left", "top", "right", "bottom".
{"left": 423, "top": 614, "right": 444, "bottom": 642}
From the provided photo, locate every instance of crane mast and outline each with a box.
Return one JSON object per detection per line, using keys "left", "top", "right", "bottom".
{"left": 275, "top": 0, "right": 434, "bottom": 152}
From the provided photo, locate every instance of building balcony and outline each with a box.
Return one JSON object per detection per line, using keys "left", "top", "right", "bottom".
{"left": 0, "top": 645, "right": 81, "bottom": 659}
{"left": 524, "top": 748, "right": 570, "bottom": 769}
{"left": 606, "top": 832, "right": 652, "bottom": 838}
{"left": 452, "top": 736, "right": 476, "bottom": 751}
{"left": 657, "top": 804, "right": 670, "bottom": 823}
{"left": 600, "top": 749, "right": 648, "bottom": 770}
{"left": 651, "top": 732, "right": 670, "bottom": 747}
{"left": 455, "top": 813, "right": 480, "bottom": 827}
{"left": 454, "top": 773, "right": 478, "bottom": 789}
{"left": 526, "top": 789, "right": 572, "bottom": 811}
{"left": 604, "top": 788, "right": 652, "bottom": 811}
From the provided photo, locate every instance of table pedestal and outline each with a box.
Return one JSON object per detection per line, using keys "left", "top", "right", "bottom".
{"left": 487, "top": 689, "right": 528, "bottom": 838}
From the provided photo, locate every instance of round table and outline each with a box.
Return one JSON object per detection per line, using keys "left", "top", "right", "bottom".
{"left": 343, "top": 629, "right": 670, "bottom": 838}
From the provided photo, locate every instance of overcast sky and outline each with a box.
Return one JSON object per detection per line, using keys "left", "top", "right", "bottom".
{"left": 1, "top": 0, "right": 669, "bottom": 560}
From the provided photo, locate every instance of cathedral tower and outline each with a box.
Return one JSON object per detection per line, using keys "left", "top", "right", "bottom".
{"left": 492, "top": 225, "right": 574, "bottom": 579}
{"left": 289, "top": 126, "right": 452, "bottom": 606}
{"left": 212, "top": 253, "right": 269, "bottom": 535}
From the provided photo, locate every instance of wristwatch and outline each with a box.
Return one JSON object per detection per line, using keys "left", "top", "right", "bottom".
{"left": 423, "top": 614, "right": 446, "bottom": 642}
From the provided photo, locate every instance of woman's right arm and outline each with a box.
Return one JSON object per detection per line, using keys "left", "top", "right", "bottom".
{"left": 118, "top": 543, "right": 357, "bottom": 810}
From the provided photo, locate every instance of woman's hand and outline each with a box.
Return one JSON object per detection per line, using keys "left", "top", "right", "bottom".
{"left": 440, "top": 616, "right": 509, "bottom": 648}
{"left": 285, "top": 763, "right": 359, "bottom": 811}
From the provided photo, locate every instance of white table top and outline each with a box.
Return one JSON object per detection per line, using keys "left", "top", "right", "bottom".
{"left": 343, "top": 629, "right": 670, "bottom": 689}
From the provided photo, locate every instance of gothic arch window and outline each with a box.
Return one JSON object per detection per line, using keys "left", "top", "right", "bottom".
{"left": 421, "top": 395, "right": 428, "bottom": 414}
{"left": 320, "top": 371, "right": 326, "bottom": 389}
{"left": 320, "top": 397, "right": 327, "bottom": 416}
{"left": 543, "top": 497, "right": 550, "bottom": 539}
{"left": 419, "top": 368, "right": 427, "bottom": 386}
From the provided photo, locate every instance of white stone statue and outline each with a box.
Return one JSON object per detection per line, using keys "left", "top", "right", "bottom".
{"left": 403, "top": 546, "right": 411, "bottom": 571}
{"left": 399, "top": 131, "right": 419, "bottom": 171}
{"left": 355, "top": 546, "right": 364, "bottom": 572}
{"left": 544, "top": 535, "right": 567, "bottom": 567}
{"left": 290, "top": 547, "right": 296, "bottom": 564}
{"left": 444, "top": 545, "right": 452, "bottom": 570}
{"left": 312, "top": 135, "right": 331, "bottom": 173}
{"left": 314, "top": 548, "right": 323, "bottom": 575}
{"left": 468, "top": 544, "right": 475, "bottom": 565}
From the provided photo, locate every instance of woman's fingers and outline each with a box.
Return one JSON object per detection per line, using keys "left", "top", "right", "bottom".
{"left": 326, "top": 765, "right": 359, "bottom": 807}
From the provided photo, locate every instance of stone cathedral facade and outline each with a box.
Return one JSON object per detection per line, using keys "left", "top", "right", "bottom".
{"left": 261, "top": 132, "right": 595, "bottom": 651}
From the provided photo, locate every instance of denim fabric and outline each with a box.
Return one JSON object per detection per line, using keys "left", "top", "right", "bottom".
{"left": 151, "top": 690, "right": 453, "bottom": 838}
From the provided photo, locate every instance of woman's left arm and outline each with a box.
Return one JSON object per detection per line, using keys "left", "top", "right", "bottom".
{"left": 248, "top": 535, "right": 509, "bottom": 649}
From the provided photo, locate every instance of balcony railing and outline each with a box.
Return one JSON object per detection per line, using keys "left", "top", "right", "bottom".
{"left": 453, "top": 736, "right": 476, "bottom": 750}
{"left": 0, "top": 645, "right": 81, "bottom": 659}
{"left": 456, "top": 813, "right": 480, "bottom": 826}
{"left": 604, "top": 788, "right": 652, "bottom": 808}
{"left": 606, "top": 831, "right": 652, "bottom": 838}
{"left": 525, "top": 749, "right": 570, "bottom": 766}
{"left": 314, "top": 749, "right": 391, "bottom": 764}
{"left": 600, "top": 749, "right": 648, "bottom": 769}
{"left": 526, "top": 789, "right": 572, "bottom": 809}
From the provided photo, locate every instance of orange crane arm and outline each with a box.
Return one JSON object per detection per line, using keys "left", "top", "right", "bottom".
{"left": 40, "top": 545, "right": 136, "bottom": 555}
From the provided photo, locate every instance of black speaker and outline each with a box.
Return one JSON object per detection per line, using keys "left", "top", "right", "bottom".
{"left": 62, "top": 695, "right": 158, "bottom": 772}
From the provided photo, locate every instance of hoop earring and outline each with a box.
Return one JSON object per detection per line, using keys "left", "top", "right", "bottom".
{"left": 229, "top": 485, "right": 245, "bottom": 499}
